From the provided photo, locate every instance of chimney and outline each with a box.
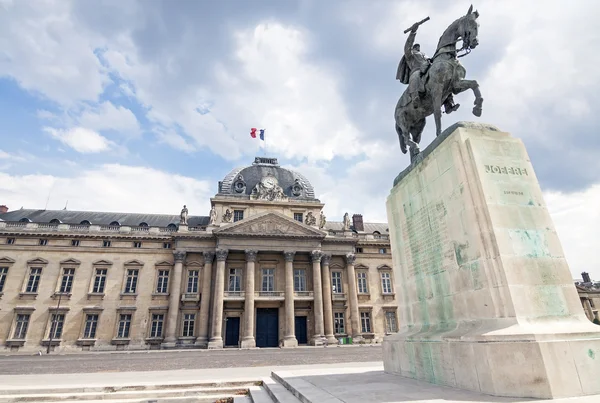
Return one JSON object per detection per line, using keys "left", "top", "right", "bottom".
{"left": 352, "top": 214, "right": 364, "bottom": 232}
{"left": 0, "top": 205, "right": 8, "bottom": 213}
{"left": 582, "top": 272, "right": 592, "bottom": 283}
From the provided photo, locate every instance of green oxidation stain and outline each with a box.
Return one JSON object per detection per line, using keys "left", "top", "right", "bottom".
{"left": 470, "top": 261, "right": 483, "bottom": 290}
{"left": 535, "top": 285, "right": 569, "bottom": 317}
{"left": 528, "top": 200, "right": 535, "bottom": 206}
{"left": 588, "top": 349, "right": 595, "bottom": 359}
{"left": 454, "top": 242, "right": 469, "bottom": 266}
{"left": 510, "top": 229, "right": 550, "bottom": 258}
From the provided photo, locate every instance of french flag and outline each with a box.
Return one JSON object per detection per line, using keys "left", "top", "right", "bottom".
{"left": 250, "top": 128, "right": 265, "bottom": 141}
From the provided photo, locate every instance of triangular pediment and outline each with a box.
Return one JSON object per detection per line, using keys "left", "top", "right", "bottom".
{"left": 60, "top": 258, "right": 81, "bottom": 266}
{"left": 27, "top": 257, "right": 48, "bottom": 265}
{"left": 0, "top": 257, "right": 16, "bottom": 265}
{"left": 93, "top": 259, "right": 113, "bottom": 266}
{"left": 124, "top": 259, "right": 144, "bottom": 266}
{"left": 185, "top": 260, "right": 203, "bottom": 267}
{"left": 155, "top": 260, "right": 174, "bottom": 267}
{"left": 215, "top": 212, "right": 325, "bottom": 238}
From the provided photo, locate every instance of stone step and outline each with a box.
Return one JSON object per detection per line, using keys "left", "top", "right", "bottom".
{"left": 248, "top": 385, "right": 274, "bottom": 403}
{"left": 0, "top": 386, "right": 249, "bottom": 403}
{"left": 271, "top": 371, "right": 342, "bottom": 403}
{"left": 261, "top": 378, "right": 302, "bottom": 403}
{"left": 0, "top": 381, "right": 259, "bottom": 396}
{"left": 23, "top": 395, "right": 239, "bottom": 403}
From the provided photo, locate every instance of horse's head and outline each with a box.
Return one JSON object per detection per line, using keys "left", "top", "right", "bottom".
{"left": 460, "top": 5, "right": 480, "bottom": 50}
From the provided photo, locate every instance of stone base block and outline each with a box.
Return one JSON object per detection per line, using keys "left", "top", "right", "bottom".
{"left": 383, "top": 330, "right": 600, "bottom": 399}
{"left": 309, "top": 336, "right": 324, "bottom": 346}
{"left": 325, "top": 335, "right": 338, "bottom": 345}
{"left": 160, "top": 341, "right": 177, "bottom": 349}
{"left": 194, "top": 337, "right": 208, "bottom": 348}
{"left": 241, "top": 337, "right": 256, "bottom": 348}
{"left": 282, "top": 336, "right": 298, "bottom": 348}
{"left": 207, "top": 338, "right": 223, "bottom": 349}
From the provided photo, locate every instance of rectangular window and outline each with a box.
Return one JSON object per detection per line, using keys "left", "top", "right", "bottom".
{"left": 228, "top": 268, "right": 242, "bottom": 292}
{"left": 355, "top": 247, "right": 363, "bottom": 253}
{"left": 182, "top": 313, "right": 195, "bottom": 337}
{"left": 334, "top": 312, "right": 345, "bottom": 334}
{"left": 385, "top": 311, "right": 398, "bottom": 333}
{"left": 102, "top": 240, "right": 111, "bottom": 247}
{"left": 71, "top": 239, "right": 80, "bottom": 247}
{"left": 59, "top": 268, "right": 75, "bottom": 293}
{"left": 293, "top": 269, "right": 306, "bottom": 292}
{"left": 163, "top": 242, "right": 172, "bottom": 249}
{"left": 293, "top": 213, "right": 303, "bottom": 223}
{"left": 92, "top": 269, "right": 107, "bottom": 293}
{"left": 124, "top": 269, "right": 139, "bottom": 293}
{"left": 83, "top": 314, "right": 98, "bottom": 338}
{"left": 6, "top": 238, "right": 15, "bottom": 245}
{"left": 379, "top": 248, "right": 387, "bottom": 254}
{"left": 156, "top": 270, "right": 170, "bottom": 293}
{"left": 262, "top": 268, "right": 274, "bottom": 292}
{"left": 357, "top": 272, "right": 368, "bottom": 294}
{"left": 187, "top": 270, "right": 199, "bottom": 293}
{"left": 39, "top": 239, "right": 48, "bottom": 246}
{"left": 13, "top": 314, "right": 30, "bottom": 339}
{"left": 0, "top": 267, "right": 8, "bottom": 292}
{"left": 233, "top": 210, "right": 244, "bottom": 222}
{"left": 150, "top": 314, "right": 164, "bottom": 338}
{"left": 117, "top": 314, "right": 132, "bottom": 338}
{"left": 360, "top": 311, "right": 372, "bottom": 333}
{"left": 48, "top": 313, "right": 65, "bottom": 339}
{"left": 331, "top": 272, "right": 343, "bottom": 294}
{"left": 25, "top": 267, "right": 42, "bottom": 293}
{"left": 133, "top": 241, "right": 142, "bottom": 248}
{"left": 381, "top": 272, "right": 393, "bottom": 294}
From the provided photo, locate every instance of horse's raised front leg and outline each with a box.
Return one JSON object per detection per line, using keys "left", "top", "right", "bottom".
{"left": 432, "top": 95, "right": 443, "bottom": 137}
{"left": 453, "top": 79, "right": 483, "bottom": 117}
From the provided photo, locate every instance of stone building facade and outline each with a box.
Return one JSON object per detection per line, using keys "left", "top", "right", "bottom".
{"left": 0, "top": 157, "right": 397, "bottom": 352}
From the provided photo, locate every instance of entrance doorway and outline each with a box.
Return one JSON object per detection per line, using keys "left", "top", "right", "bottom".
{"left": 256, "top": 308, "right": 279, "bottom": 347}
{"left": 225, "top": 317, "right": 240, "bottom": 347}
{"left": 295, "top": 316, "right": 308, "bottom": 344}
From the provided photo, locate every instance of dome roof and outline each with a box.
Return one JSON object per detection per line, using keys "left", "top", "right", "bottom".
{"left": 218, "top": 157, "right": 316, "bottom": 200}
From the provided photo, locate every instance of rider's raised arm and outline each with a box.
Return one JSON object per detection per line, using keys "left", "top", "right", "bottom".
{"left": 404, "top": 30, "right": 416, "bottom": 59}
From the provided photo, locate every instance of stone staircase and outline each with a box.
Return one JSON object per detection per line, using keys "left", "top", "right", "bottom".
{"left": 249, "top": 371, "right": 341, "bottom": 403}
{"left": 0, "top": 380, "right": 259, "bottom": 403}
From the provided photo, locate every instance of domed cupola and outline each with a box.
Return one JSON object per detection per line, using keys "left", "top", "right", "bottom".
{"left": 218, "top": 157, "right": 316, "bottom": 201}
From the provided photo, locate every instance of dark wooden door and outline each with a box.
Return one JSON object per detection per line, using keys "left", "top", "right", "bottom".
{"left": 225, "top": 317, "right": 240, "bottom": 347}
{"left": 295, "top": 316, "right": 308, "bottom": 344}
{"left": 256, "top": 308, "right": 279, "bottom": 347}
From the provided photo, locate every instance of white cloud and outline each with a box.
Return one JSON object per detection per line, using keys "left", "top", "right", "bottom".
{"left": 0, "top": 0, "right": 109, "bottom": 105}
{"left": 0, "top": 164, "right": 213, "bottom": 215}
{"left": 45, "top": 127, "right": 113, "bottom": 153}
{"left": 76, "top": 101, "right": 140, "bottom": 136}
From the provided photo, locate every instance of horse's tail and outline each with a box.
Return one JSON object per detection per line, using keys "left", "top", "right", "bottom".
{"left": 396, "top": 123, "right": 407, "bottom": 154}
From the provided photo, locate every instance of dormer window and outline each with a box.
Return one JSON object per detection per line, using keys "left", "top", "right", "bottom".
{"left": 80, "top": 220, "right": 91, "bottom": 226}
{"left": 19, "top": 218, "right": 31, "bottom": 223}
{"left": 49, "top": 219, "right": 61, "bottom": 224}
{"left": 109, "top": 221, "right": 120, "bottom": 226}
{"left": 138, "top": 222, "right": 149, "bottom": 227}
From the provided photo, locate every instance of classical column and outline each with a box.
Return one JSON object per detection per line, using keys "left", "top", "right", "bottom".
{"left": 195, "top": 251, "right": 214, "bottom": 347}
{"left": 241, "top": 250, "right": 257, "bottom": 348}
{"left": 282, "top": 251, "right": 298, "bottom": 347}
{"left": 311, "top": 250, "right": 325, "bottom": 345}
{"left": 208, "top": 249, "right": 228, "bottom": 349}
{"left": 345, "top": 253, "right": 362, "bottom": 342}
{"left": 321, "top": 254, "right": 337, "bottom": 344}
{"left": 162, "top": 250, "right": 186, "bottom": 348}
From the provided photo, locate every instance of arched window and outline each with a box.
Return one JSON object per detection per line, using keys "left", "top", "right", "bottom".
{"left": 138, "top": 222, "right": 149, "bottom": 227}
{"left": 19, "top": 217, "right": 31, "bottom": 223}
{"left": 109, "top": 221, "right": 120, "bottom": 226}
{"left": 49, "top": 219, "right": 61, "bottom": 224}
{"left": 373, "top": 231, "right": 382, "bottom": 239}
{"left": 80, "top": 220, "right": 91, "bottom": 225}
{"left": 167, "top": 223, "right": 177, "bottom": 230}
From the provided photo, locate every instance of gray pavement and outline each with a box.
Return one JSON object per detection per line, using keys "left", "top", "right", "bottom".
{"left": 0, "top": 345, "right": 382, "bottom": 375}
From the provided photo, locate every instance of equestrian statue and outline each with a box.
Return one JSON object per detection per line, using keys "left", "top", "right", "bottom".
{"left": 395, "top": 5, "right": 483, "bottom": 162}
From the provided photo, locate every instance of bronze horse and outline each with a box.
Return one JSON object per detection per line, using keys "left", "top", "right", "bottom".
{"left": 395, "top": 6, "right": 483, "bottom": 161}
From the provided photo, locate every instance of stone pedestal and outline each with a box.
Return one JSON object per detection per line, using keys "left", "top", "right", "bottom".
{"left": 383, "top": 122, "right": 600, "bottom": 399}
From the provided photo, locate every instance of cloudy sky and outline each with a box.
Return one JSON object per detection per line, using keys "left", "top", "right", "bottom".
{"left": 0, "top": 0, "right": 598, "bottom": 279}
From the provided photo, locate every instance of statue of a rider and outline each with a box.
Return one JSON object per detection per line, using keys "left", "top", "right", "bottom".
{"left": 397, "top": 22, "right": 460, "bottom": 114}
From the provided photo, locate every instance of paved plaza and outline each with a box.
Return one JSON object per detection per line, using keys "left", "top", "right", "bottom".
{"left": 0, "top": 345, "right": 382, "bottom": 375}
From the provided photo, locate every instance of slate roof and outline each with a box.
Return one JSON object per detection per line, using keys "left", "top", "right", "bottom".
{"left": 324, "top": 221, "right": 389, "bottom": 233}
{"left": 0, "top": 209, "right": 209, "bottom": 227}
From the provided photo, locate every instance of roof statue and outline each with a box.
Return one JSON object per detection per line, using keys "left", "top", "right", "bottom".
{"left": 209, "top": 205, "right": 217, "bottom": 225}
{"left": 395, "top": 5, "right": 483, "bottom": 162}
{"left": 180, "top": 205, "right": 188, "bottom": 225}
{"left": 342, "top": 213, "right": 351, "bottom": 231}
{"left": 319, "top": 211, "right": 326, "bottom": 229}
